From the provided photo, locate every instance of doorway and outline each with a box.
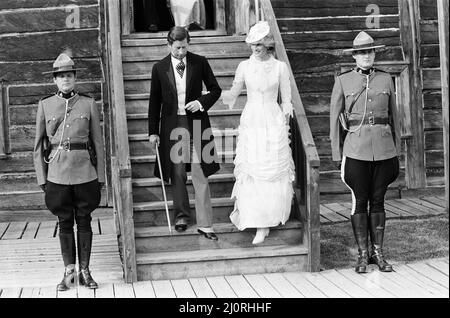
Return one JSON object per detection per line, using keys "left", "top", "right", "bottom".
{"left": 123, "top": 0, "right": 226, "bottom": 36}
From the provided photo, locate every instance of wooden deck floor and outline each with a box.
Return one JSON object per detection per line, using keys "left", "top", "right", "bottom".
{"left": 0, "top": 209, "right": 124, "bottom": 291}
{"left": 0, "top": 195, "right": 447, "bottom": 298}
{"left": 0, "top": 257, "right": 447, "bottom": 298}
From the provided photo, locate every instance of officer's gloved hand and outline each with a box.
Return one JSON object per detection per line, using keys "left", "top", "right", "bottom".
{"left": 39, "top": 183, "right": 47, "bottom": 192}
{"left": 99, "top": 182, "right": 105, "bottom": 190}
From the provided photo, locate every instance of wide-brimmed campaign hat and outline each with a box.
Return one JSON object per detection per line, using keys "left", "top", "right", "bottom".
{"left": 343, "top": 31, "right": 385, "bottom": 52}
{"left": 245, "top": 21, "right": 274, "bottom": 47}
{"left": 42, "top": 53, "right": 85, "bottom": 75}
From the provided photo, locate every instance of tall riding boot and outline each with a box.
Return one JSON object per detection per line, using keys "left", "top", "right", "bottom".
{"left": 57, "top": 233, "right": 76, "bottom": 291}
{"left": 77, "top": 231, "right": 98, "bottom": 289}
{"left": 351, "top": 213, "right": 369, "bottom": 273}
{"left": 369, "top": 212, "right": 393, "bottom": 272}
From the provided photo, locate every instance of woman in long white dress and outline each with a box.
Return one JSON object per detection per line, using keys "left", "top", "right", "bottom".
{"left": 221, "top": 21, "right": 295, "bottom": 244}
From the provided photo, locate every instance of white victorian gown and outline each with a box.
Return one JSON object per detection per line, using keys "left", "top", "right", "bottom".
{"left": 222, "top": 54, "right": 295, "bottom": 231}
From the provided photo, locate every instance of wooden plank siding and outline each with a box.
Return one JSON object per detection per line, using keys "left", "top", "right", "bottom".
{"left": 419, "top": 0, "right": 445, "bottom": 187}
{"left": 0, "top": 0, "right": 111, "bottom": 208}
{"left": 437, "top": 0, "right": 449, "bottom": 212}
{"left": 272, "top": 0, "right": 445, "bottom": 193}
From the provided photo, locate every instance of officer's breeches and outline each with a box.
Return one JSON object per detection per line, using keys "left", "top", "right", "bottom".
{"left": 45, "top": 179, "right": 101, "bottom": 234}
{"left": 341, "top": 156, "right": 399, "bottom": 215}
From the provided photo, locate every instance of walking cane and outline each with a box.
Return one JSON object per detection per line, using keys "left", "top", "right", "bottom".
{"left": 155, "top": 142, "right": 173, "bottom": 235}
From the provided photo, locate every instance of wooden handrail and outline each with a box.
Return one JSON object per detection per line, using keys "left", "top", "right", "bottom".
{"left": 105, "top": 0, "right": 137, "bottom": 282}
{"left": 260, "top": 0, "right": 321, "bottom": 271}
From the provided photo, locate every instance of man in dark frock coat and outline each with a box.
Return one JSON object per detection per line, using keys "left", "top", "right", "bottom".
{"left": 148, "top": 26, "right": 221, "bottom": 240}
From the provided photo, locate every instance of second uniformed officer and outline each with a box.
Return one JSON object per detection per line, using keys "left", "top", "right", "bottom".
{"left": 330, "top": 32, "right": 401, "bottom": 274}
{"left": 34, "top": 53, "right": 105, "bottom": 290}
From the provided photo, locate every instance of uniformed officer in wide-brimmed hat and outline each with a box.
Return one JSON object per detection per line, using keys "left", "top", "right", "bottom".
{"left": 330, "top": 31, "right": 401, "bottom": 274}
{"left": 34, "top": 52, "right": 105, "bottom": 290}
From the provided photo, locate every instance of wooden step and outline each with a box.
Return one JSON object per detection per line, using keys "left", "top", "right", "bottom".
{"left": 128, "top": 129, "right": 238, "bottom": 156}
{"left": 133, "top": 196, "right": 300, "bottom": 227}
{"left": 122, "top": 51, "right": 250, "bottom": 63}
{"left": 130, "top": 154, "right": 235, "bottom": 178}
{"left": 122, "top": 29, "right": 228, "bottom": 39}
{"left": 132, "top": 173, "right": 235, "bottom": 202}
{"left": 123, "top": 72, "right": 237, "bottom": 94}
{"left": 136, "top": 244, "right": 309, "bottom": 280}
{"left": 121, "top": 38, "right": 250, "bottom": 61}
{"left": 122, "top": 55, "right": 248, "bottom": 77}
{"left": 133, "top": 197, "right": 235, "bottom": 226}
{"left": 121, "top": 35, "right": 247, "bottom": 47}
{"left": 135, "top": 220, "right": 303, "bottom": 253}
{"left": 125, "top": 92, "right": 247, "bottom": 113}
{"left": 126, "top": 109, "right": 242, "bottom": 135}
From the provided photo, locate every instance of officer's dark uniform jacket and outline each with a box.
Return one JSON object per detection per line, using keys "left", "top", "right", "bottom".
{"left": 34, "top": 92, "right": 105, "bottom": 185}
{"left": 329, "top": 68, "right": 401, "bottom": 162}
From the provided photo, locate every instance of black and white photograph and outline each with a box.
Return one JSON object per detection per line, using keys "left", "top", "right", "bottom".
{"left": 0, "top": 0, "right": 448, "bottom": 307}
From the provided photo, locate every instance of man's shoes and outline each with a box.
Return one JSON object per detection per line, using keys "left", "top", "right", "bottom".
{"left": 197, "top": 229, "right": 218, "bottom": 241}
{"left": 175, "top": 219, "right": 188, "bottom": 232}
{"left": 175, "top": 223, "right": 187, "bottom": 232}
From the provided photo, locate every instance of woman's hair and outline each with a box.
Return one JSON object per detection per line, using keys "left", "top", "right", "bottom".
{"left": 167, "top": 26, "right": 190, "bottom": 45}
{"left": 250, "top": 34, "right": 276, "bottom": 53}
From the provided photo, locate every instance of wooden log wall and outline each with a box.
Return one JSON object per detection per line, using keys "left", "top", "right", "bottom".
{"left": 419, "top": 0, "right": 444, "bottom": 186}
{"left": 0, "top": 0, "right": 111, "bottom": 202}
{"left": 271, "top": 0, "right": 444, "bottom": 189}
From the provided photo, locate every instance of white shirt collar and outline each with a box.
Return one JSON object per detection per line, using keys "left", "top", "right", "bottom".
{"left": 171, "top": 55, "right": 187, "bottom": 67}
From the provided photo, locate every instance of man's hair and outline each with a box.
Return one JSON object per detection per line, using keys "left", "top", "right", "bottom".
{"left": 167, "top": 26, "right": 190, "bottom": 45}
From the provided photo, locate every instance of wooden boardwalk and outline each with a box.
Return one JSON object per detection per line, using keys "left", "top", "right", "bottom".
{"left": 0, "top": 195, "right": 447, "bottom": 298}
{"left": 0, "top": 257, "right": 447, "bottom": 298}
{"left": 0, "top": 209, "right": 124, "bottom": 290}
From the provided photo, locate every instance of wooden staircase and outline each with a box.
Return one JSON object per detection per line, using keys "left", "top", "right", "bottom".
{"left": 120, "top": 34, "right": 309, "bottom": 280}
{"left": 104, "top": 0, "right": 320, "bottom": 282}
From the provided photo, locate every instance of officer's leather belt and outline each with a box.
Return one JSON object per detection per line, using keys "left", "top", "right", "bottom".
{"left": 348, "top": 116, "right": 389, "bottom": 126}
{"left": 51, "top": 141, "right": 88, "bottom": 151}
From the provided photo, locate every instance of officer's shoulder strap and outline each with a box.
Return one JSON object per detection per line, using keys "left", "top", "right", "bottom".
{"left": 40, "top": 93, "right": 55, "bottom": 101}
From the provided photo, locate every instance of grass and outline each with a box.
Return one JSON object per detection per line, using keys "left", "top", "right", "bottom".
{"left": 320, "top": 214, "right": 449, "bottom": 270}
